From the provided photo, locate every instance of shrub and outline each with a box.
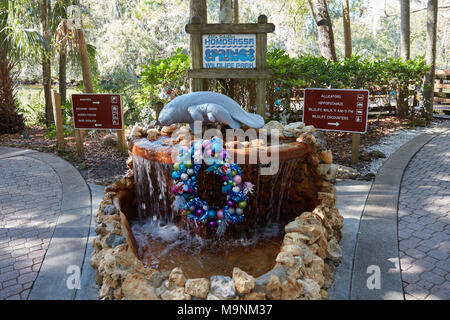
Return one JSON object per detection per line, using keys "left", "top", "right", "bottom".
{"left": 137, "top": 48, "right": 429, "bottom": 124}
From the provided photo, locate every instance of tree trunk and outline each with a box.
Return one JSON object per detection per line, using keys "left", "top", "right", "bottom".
{"left": 189, "top": 0, "right": 207, "bottom": 92}
{"left": 423, "top": 0, "right": 438, "bottom": 120}
{"left": 234, "top": 0, "right": 239, "bottom": 23}
{"left": 76, "top": 28, "right": 94, "bottom": 93}
{"left": 343, "top": 0, "right": 352, "bottom": 58}
{"left": 0, "top": 52, "right": 24, "bottom": 135}
{"left": 309, "top": 0, "right": 337, "bottom": 61}
{"left": 220, "top": 0, "right": 233, "bottom": 23}
{"left": 40, "top": 0, "right": 54, "bottom": 127}
{"left": 400, "top": 0, "right": 410, "bottom": 60}
{"left": 59, "top": 42, "right": 67, "bottom": 104}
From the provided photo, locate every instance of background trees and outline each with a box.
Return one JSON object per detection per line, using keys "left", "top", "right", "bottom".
{"left": 0, "top": 0, "right": 46, "bottom": 134}
{"left": 4, "top": 0, "right": 449, "bottom": 131}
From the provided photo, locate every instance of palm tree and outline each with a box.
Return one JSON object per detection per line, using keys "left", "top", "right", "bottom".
{"left": 0, "top": 0, "right": 47, "bottom": 134}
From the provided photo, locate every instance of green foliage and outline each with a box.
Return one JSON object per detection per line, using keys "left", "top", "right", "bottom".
{"left": 17, "top": 100, "right": 46, "bottom": 126}
{"left": 137, "top": 48, "right": 190, "bottom": 123}
{"left": 135, "top": 48, "right": 429, "bottom": 124}
{"left": 44, "top": 101, "right": 74, "bottom": 139}
{"left": 264, "top": 49, "right": 429, "bottom": 121}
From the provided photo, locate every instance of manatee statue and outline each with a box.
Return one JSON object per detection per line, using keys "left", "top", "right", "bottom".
{"left": 158, "top": 91, "right": 264, "bottom": 129}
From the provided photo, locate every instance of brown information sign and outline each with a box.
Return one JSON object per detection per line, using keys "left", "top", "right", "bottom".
{"left": 303, "top": 88, "right": 369, "bottom": 133}
{"left": 72, "top": 94, "right": 123, "bottom": 130}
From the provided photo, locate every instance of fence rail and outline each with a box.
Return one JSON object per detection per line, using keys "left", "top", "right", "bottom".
{"left": 434, "top": 70, "right": 450, "bottom": 114}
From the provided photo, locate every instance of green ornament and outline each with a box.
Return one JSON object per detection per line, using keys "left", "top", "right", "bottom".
{"left": 232, "top": 170, "right": 237, "bottom": 176}
{"left": 173, "top": 163, "right": 180, "bottom": 171}
{"left": 184, "top": 161, "right": 192, "bottom": 169}
{"left": 238, "top": 201, "right": 247, "bottom": 209}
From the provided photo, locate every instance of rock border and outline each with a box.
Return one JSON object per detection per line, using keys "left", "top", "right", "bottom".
{"left": 90, "top": 126, "right": 344, "bottom": 300}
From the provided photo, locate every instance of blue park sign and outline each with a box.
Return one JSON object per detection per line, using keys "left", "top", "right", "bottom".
{"left": 202, "top": 34, "right": 256, "bottom": 69}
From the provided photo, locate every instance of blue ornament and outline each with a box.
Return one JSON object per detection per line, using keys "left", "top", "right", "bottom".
{"left": 172, "top": 171, "right": 181, "bottom": 180}
{"left": 275, "top": 87, "right": 281, "bottom": 92}
{"left": 207, "top": 209, "right": 216, "bottom": 219}
{"left": 275, "top": 99, "right": 282, "bottom": 106}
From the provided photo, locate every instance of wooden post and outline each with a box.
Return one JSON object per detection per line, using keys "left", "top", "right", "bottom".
{"left": 116, "top": 102, "right": 127, "bottom": 153}
{"left": 52, "top": 90, "right": 65, "bottom": 151}
{"left": 190, "top": 16, "right": 203, "bottom": 93}
{"left": 75, "top": 128, "right": 83, "bottom": 156}
{"left": 234, "top": 0, "right": 239, "bottom": 23}
{"left": 256, "top": 15, "right": 268, "bottom": 120}
{"left": 351, "top": 132, "right": 360, "bottom": 165}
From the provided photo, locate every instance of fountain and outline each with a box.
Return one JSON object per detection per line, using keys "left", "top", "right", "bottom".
{"left": 90, "top": 92, "right": 344, "bottom": 300}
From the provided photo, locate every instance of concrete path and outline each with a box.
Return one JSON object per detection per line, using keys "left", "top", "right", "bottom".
{"left": 328, "top": 179, "right": 372, "bottom": 300}
{"left": 398, "top": 129, "right": 449, "bottom": 300}
{"left": 0, "top": 150, "right": 62, "bottom": 299}
{"left": 0, "top": 147, "right": 102, "bottom": 300}
{"left": 347, "top": 123, "right": 449, "bottom": 300}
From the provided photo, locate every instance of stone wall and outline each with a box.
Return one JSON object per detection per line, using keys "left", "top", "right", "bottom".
{"left": 90, "top": 128, "right": 343, "bottom": 300}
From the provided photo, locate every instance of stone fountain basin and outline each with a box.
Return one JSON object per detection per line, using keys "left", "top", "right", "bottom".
{"left": 90, "top": 133, "right": 344, "bottom": 300}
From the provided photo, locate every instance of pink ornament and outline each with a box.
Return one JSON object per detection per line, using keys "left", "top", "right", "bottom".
{"left": 233, "top": 175, "right": 242, "bottom": 184}
{"left": 202, "top": 140, "right": 212, "bottom": 148}
{"left": 172, "top": 187, "right": 178, "bottom": 195}
{"left": 217, "top": 209, "right": 224, "bottom": 219}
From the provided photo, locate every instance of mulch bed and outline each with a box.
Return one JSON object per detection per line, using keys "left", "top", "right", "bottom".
{"left": 321, "top": 116, "right": 412, "bottom": 167}
{"left": 0, "top": 126, "right": 128, "bottom": 185}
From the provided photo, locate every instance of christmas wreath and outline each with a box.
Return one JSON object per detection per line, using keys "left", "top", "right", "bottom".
{"left": 171, "top": 137, "right": 254, "bottom": 235}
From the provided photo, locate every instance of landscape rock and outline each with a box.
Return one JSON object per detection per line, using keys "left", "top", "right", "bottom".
{"left": 103, "top": 205, "right": 118, "bottom": 215}
{"left": 121, "top": 274, "right": 158, "bottom": 300}
{"left": 275, "top": 251, "right": 295, "bottom": 268}
{"left": 168, "top": 267, "right": 187, "bottom": 287}
{"left": 280, "top": 277, "right": 303, "bottom": 300}
{"left": 103, "top": 134, "right": 118, "bottom": 147}
{"left": 161, "top": 287, "right": 191, "bottom": 300}
{"left": 262, "top": 121, "right": 284, "bottom": 136}
{"left": 319, "top": 150, "right": 333, "bottom": 164}
{"left": 210, "top": 275, "right": 236, "bottom": 299}
{"left": 326, "top": 237, "right": 342, "bottom": 262}
{"left": 298, "top": 278, "right": 321, "bottom": 300}
{"left": 146, "top": 128, "right": 160, "bottom": 141}
{"left": 254, "top": 266, "right": 287, "bottom": 292}
{"left": 281, "top": 243, "right": 313, "bottom": 265}
{"left": 105, "top": 234, "right": 126, "bottom": 248}
{"left": 265, "top": 275, "right": 282, "bottom": 300}
{"left": 296, "top": 133, "right": 316, "bottom": 145}
{"left": 232, "top": 267, "right": 255, "bottom": 294}
{"left": 130, "top": 124, "right": 144, "bottom": 139}
{"left": 184, "top": 278, "right": 210, "bottom": 299}
{"left": 334, "top": 164, "right": 358, "bottom": 179}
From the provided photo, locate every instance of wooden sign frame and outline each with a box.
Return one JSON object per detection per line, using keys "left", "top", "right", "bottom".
{"left": 186, "top": 15, "right": 275, "bottom": 119}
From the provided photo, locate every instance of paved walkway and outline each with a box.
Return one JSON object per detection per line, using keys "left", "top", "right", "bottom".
{"left": 0, "top": 155, "right": 62, "bottom": 299}
{"left": 398, "top": 130, "right": 450, "bottom": 300}
{"left": 0, "top": 147, "right": 98, "bottom": 300}
{"left": 331, "top": 121, "right": 449, "bottom": 300}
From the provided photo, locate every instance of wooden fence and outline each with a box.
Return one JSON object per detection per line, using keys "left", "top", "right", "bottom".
{"left": 434, "top": 70, "right": 450, "bottom": 114}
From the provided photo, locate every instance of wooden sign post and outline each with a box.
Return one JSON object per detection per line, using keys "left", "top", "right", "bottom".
{"left": 186, "top": 15, "right": 274, "bottom": 119}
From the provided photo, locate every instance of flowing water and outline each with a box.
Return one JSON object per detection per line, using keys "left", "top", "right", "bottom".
{"left": 129, "top": 145, "right": 307, "bottom": 277}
